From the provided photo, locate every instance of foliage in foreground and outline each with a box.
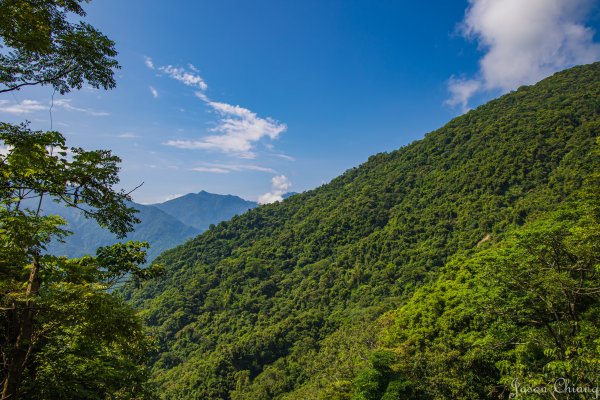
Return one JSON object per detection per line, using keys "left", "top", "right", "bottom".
{"left": 0, "top": 124, "right": 160, "bottom": 399}
{"left": 1, "top": 1, "right": 159, "bottom": 398}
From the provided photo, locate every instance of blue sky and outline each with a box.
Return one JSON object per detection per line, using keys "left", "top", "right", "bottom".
{"left": 1, "top": 0, "right": 599, "bottom": 203}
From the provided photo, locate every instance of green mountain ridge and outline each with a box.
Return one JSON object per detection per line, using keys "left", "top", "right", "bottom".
{"left": 124, "top": 63, "right": 600, "bottom": 399}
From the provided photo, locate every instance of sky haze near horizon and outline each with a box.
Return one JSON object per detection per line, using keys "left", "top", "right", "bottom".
{"left": 1, "top": 0, "right": 599, "bottom": 204}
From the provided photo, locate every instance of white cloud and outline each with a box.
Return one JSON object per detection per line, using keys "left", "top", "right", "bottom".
{"left": 0, "top": 145, "right": 12, "bottom": 157}
{"left": 192, "top": 163, "right": 276, "bottom": 174}
{"left": 48, "top": 146, "right": 72, "bottom": 158}
{"left": 446, "top": 77, "right": 482, "bottom": 113}
{"left": 272, "top": 153, "right": 296, "bottom": 161}
{"left": 144, "top": 56, "right": 155, "bottom": 70}
{"left": 192, "top": 166, "right": 231, "bottom": 173}
{"left": 159, "top": 65, "right": 208, "bottom": 90}
{"left": 164, "top": 193, "right": 184, "bottom": 201}
{"left": 149, "top": 86, "right": 159, "bottom": 99}
{"left": 164, "top": 99, "right": 286, "bottom": 158}
{"left": 447, "top": 0, "right": 600, "bottom": 110}
{"left": 0, "top": 99, "right": 109, "bottom": 116}
{"left": 0, "top": 99, "right": 46, "bottom": 114}
{"left": 119, "top": 132, "right": 139, "bottom": 139}
{"left": 168, "top": 99, "right": 286, "bottom": 158}
{"left": 54, "top": 99, "right": 109, "bottom": 116}
{"left": 159, "top": 63, "right": 287, "bottom": 158}
{"left": 258, "top": 175, "right": 291, "bottom": 204}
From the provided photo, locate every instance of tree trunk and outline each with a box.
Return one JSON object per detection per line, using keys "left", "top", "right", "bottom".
{"left": 2, "top": 255, "right": 41, "bottom": 400}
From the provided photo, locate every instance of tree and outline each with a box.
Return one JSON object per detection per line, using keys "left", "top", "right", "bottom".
{"left": 0, "top": 0, "right": 119, "bottom": 94}
{"left": 0, "top": 1, "right": 159, "bottom": 398}
{"left": 0, "top": 124, "right": 161, "bottom": 399}
{"left": 368, "top": 202, "right": 600, "bottom": 399}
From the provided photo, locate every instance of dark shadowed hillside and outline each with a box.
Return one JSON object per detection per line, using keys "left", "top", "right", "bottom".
{"left": 123, "top": 63, "right": 600, "bottom": 399}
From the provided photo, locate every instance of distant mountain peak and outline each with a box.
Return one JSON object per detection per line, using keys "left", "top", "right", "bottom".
{"left": 153, "top": 191, "right": 257, "bottom": 231}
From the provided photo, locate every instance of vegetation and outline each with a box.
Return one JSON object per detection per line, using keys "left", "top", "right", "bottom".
{"left": 0, "top": 0, "right": 118, "bottom": 94}
{"left": 0, "top": 1, "right": 158, "bottom": 398}
{"left": 355, "top": 198, "right": 600, "bottom": 399}
{"left": 123, "top": 63, "right": 600, "bottom": 399}
{"left": 3, "top": 3, "right": 599, "bottom": 399}
{"left": 0, "top": 124, "right": 159, "bottom": 400}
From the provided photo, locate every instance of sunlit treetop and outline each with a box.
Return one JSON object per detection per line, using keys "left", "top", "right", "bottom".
{"left": 0, "top": 0, "right": 119, "bottom": 94}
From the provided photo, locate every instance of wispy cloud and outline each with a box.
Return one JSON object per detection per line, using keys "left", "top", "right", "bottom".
{"left": 158, "top": 62, "right": 287, "bottom": 158}
{"left": 119, "top": 132, "right": 139, "bottom": 139}
{"left": 164, "top": 193, "right": 184, "bottom": 202}
{"left": 159, "top": 65, "right": 208, "bottom": 90}
{"left": 446, "top": 77, "right": 482, "bottom": 113}
{"left": 0, "top": 99, "right": 46, "bottom": 114}
{"left": 54, "top": 99, "right": 109, "bottom": 116}
{"left": 149, "top": 86, "right": 159, "bottom": 99}
{"left": 166, "top": 97, "right": 287, "bottom": 158}
{"left": 258, "top": 175, "right": 291, "bottom": 204}
{"left": 272, "top": 153, "right": 296, "bottom": 161}
{"left": 144, "top": 56, "right": 155, "bottom": 70}
{"left": 0, "top": 99, "right": 109, "bottom": 117}
{"left": 192, "top": 163, "right": 277, "bottom": 174}
{"left": 192, "top": 166, "right": 231, "bottom": 173}
{"left": 447, "top": 0, "right": 600, "bottom": 111}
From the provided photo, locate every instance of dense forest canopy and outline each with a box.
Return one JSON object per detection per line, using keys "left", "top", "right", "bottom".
{"left": 123, "top": 62, "right": 600, "bottom": 399}
{"left": 1, "top": 2, "right": 599, "bottom": 399}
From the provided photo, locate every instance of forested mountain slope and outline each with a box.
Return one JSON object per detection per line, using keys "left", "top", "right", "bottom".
{"left": 124, "top": 63, "right": 600, "bottom": 399}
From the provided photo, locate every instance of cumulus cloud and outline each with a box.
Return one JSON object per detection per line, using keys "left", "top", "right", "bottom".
{"left": 149, "top": 86, "right": 159, "bottom": 99}
{"left": 0, "top": 99, "right": 46, "bottom": 114}
{"left": 447, "top": 0, "right": 600, "bottom": 111}
{"left": 54, "top": 99, "right": 109, "bottom": 116}
{"left": 192, "top": 163, "right": 276, "bottom": 174}
{"left": 144, "top": 56, "right": 155, "bottom": 70}
{"left": 159, "top": 65, "right": 208, "bottom": 90}
{"left": 446, "top": 77, "right": 482, "bottom": 113}
{"left": 258, "top": 175, "right": 291, "bottom": 204}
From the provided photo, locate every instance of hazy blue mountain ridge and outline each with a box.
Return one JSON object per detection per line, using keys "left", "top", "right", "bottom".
{"left": 154, "top": 191, "right": 257, "bottom": 231}
{"left": 38, "top": 191, "right": 257, "bottom": 261}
